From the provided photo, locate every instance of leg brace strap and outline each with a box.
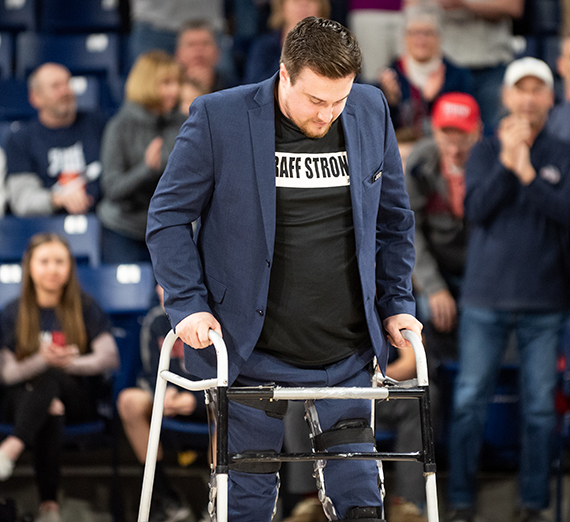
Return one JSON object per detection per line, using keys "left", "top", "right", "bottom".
{"left": 313, "top": 418, "right": 375, "bottom": 452}
{"left": 338, "top": 506, "right": 385, "bottom": 521}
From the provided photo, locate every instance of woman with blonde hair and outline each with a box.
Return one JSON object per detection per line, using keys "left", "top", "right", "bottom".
{"left": 0, "top": 233, "right": 119, "bottom": 522}
{"left": 97, "top": 50, "right": 187, "bottom": 262}
{"left": 243, "top": 0, "right": 330, "bottom": 84}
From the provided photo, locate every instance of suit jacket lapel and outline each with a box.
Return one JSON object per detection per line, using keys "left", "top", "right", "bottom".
{"left": 342, "top": 105, "right": 364, "bottom": 252}
{"left": 249, "top": 76, "right": 278, "bottom": 258}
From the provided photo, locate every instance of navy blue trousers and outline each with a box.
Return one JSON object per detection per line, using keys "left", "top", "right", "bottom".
{"left": 227, "top": 347, "right": 383, "bottom": 521}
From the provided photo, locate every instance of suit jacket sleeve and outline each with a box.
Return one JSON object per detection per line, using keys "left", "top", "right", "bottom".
{"left": 146, "top": 97, "right": 214, "bottom": 328}
{"left": 374, "top": 93, "right": 416, "bottom": 319}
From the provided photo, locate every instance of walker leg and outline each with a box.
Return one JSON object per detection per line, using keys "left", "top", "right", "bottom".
{"left": 137, "top": 371, "right": 168, "bottom": 522}
{"left": 214, "top": 385, "right": 229, "bottom": 522}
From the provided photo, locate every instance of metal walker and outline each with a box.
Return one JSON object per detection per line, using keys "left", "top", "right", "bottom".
{"left": 138, "top": 329, "right": 440, "bottom": 522}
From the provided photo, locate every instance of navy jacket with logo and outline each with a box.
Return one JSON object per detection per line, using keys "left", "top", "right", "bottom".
{"left": 461, "top": 129, "right": 570, "bottom": 311}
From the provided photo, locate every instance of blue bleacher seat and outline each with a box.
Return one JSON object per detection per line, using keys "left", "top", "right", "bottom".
{"left": 77, "top": 263, "right": 155, "bottom": 397}
{"left": 0, "top": 214, "right": 102, "bottom": 266}
{"left": 16, "top": 32, "right": 120, "bottom": 80}
{"left": 70, "top": 75, "right": 101, "bottom": 113}
{"left": 0, "top": 120, "right": 16, "bottom": 147}
{"left": 39, "top": 0, "right": 122, "bottom": 33}
{"left": 0, "top": 0, "right": 37, "bottom": 32}
{"left": 0, "top": 32, "right": 13, "bottom": 78}
{"left": 0, "top": 77, "right": 35, "bottom": 121}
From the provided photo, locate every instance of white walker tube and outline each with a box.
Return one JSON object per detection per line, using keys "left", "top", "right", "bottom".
{"left": 425, "top": 472, "right": 439, "bottom": 522}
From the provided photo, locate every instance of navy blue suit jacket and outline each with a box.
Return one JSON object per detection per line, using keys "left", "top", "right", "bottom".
{"left": 146, "top": 74, "right": 416, "bottom": 384}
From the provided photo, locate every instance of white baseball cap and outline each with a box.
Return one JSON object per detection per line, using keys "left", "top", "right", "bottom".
{"left": 503, "top": 57, "right": 554, "bottom": 88}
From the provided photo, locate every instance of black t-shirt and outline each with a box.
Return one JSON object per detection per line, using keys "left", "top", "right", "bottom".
{"left": 255, "top": 104, "right": 369, "bottom": 366}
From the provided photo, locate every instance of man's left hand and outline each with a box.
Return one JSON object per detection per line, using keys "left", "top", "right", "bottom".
{"left": 383, "top": 313, "right": 423, "bottom": 349}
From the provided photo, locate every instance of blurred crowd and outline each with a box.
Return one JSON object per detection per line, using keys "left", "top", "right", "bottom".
{"left": 1, "top": 1, "right": 570, "bottom": 522}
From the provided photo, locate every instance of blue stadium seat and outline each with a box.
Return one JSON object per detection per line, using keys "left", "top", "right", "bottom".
{"left": 0, "top": 263, "right": 22, "bottom": 309}
{"left": 70, "top": 75, "right": 101, "bottom": 112}
{"left": 39, "top": 0, "right": 122, "bottom": 33}
{"left": 76, "top": 263, "right": 155, "bottom": 397}
{"left": 0, "top": 120, "right": 16, "bottom": 148}
{"left": 0, "top": 0, "right": 37, "bottom": 32}
{"left": 0, "top": 32, "right": 13, "bottom": 78}
{"left": 0, "top": 77, "right": 35, "bottom": 121}
{"left": 16, "top": 32, "right": 120, "bottom": 80}
{"left": 0, "top": 214, "right": 102, "bottom": 266}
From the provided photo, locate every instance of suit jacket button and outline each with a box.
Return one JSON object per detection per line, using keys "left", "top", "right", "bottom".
{"left": 266, "top": 260, "right": 271, "bottom": 267}
{"left": 256, "top": 309, "right": 264, "bottom": 316}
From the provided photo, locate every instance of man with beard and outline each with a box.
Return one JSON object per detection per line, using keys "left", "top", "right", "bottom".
{"left": 147, "top": 16, "right": 421, "bottom": 522}
{"left": 5, "top": 63, "right": 105, "bottom": 216}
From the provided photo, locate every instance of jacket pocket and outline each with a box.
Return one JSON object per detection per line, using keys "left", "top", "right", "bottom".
{"left": 363, "top": 167, "right": 383, "bottom": 190}
{"left": 205, "top": 274, "right": 227, "bottom": 304}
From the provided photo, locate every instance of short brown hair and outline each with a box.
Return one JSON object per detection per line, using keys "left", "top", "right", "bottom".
{"left": 280, "top": 17, "right": 362, "bottom": 84}
{"left": 125, "top": 50, "right": 182, "bottom": 111}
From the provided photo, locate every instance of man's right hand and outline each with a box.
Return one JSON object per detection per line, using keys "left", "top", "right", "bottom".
{"left": 176, "top": 312, "right": 223, "bottom": 349}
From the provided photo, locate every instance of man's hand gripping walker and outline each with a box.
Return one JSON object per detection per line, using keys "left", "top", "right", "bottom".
{"left": 138, "top": 329, "right": 440, "bottom": 522}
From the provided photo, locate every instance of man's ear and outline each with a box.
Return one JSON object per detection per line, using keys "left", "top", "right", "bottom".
{"left": 279, "top": 63, "right": 290, "bottom": 85}
{"left": 28, "top": 89, "right": 41, "bottom": 110}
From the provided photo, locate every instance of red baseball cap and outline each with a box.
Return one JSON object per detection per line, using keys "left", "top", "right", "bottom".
{"left": 431, "top": 92, "right": 481, "bottom": 133}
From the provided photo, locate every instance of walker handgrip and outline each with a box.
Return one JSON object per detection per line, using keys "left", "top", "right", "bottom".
{"left": 401, "top": 330, "right": 429, "bottom": 386}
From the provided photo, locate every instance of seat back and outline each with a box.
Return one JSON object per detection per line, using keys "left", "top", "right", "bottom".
{"left": 0, "top": 77, "right": 35, "bottom": 121}
{"left": 0, "top": 32, "right": 13, "bottom": 78}
{"left": 0, "top": 0, "right": 37, "bottom": 32}
{"left": 70, "top": 75, "right": 101, "bottom": 113}
{"left": 16, "top": 32, "right": 120, "bottom": 80}
{"left": 0, "top": 214, "right": 102, "bottom": 266}
{"left": 39, "top": 0, "right": 122, "bottom": 33}
{"left": 77, "top": 263, "right": 155, "bottom": 397}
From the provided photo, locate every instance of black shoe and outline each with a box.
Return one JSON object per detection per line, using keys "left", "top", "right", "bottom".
{"left": 520, "top": 508, "right": 551, "bottom": 522}
{"left": 447, "top": 509, "right": 475, "bottom": 522}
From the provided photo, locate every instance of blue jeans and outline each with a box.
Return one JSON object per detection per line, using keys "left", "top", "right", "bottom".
{"left": 448, "top": 306, "right": 567, "bottom": 510}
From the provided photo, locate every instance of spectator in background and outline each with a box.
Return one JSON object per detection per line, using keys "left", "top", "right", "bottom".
{"left": 405, "top": 93, "right": 481, "bottom": 358}
{"left": 437, "top": 0, "right": 524, "bottom": 134}
{"left": 347, "top": 0, "right": 407, "bottom": 84}
{"left": 547, "top": 34, "right": 570, "bottom": 141}
{"left": 5, "top": 63, "right": 105, "bottom": 217}
{"left": 179, "top": 76, "right": 207, "bottom": 115}
{"left": 128, "top": 0, "right": 224, "bottom": 67}
{"left": 378, "top": 4, "right": 472, "bottom": 138}
{"left": 447, "top": 58, "right": 570, "bottom": 522}
{"left": 97, "top": 51, "right": 186, "bottom": 263}
{"left": 243, "top": 0, "right": 330, "bottom": 84}
{"left": 0, "top": 233, "right": 119, "bottom": 522}
{"left": 175, "top": 20, "right": 237, "bottom": 93}
{"left": 117, "top": 285, "right": 207, "bottom": 522}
